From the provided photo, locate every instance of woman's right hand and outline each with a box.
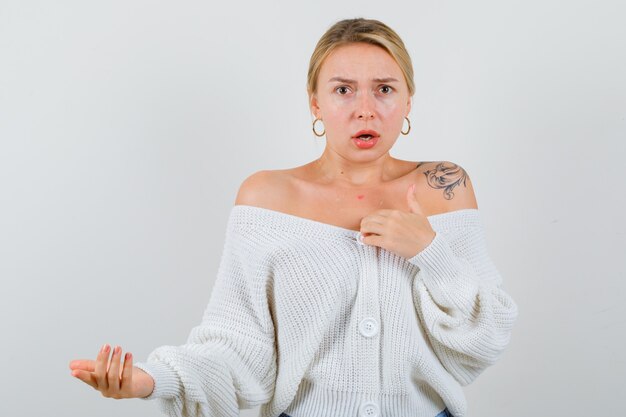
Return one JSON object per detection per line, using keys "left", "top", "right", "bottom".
{"left": 69, "top": 344, "right": 155, "bottom": 399}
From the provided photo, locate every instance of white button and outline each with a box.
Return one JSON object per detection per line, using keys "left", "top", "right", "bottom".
{"left": 359, "top": 401, "right": 380, "bottom": 417}
{"left": 358, "top": 317, "right": 379, "bottom": 337}
{"left": 355, "top": 232, "right": 366, "bottom": 245}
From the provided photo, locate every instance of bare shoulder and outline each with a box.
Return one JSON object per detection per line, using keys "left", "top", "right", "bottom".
{"left": 416, "top": 160, "right": 479, "bottom": 211}
{"left": 234, "top": 169, "right": 294, "bottom": 209}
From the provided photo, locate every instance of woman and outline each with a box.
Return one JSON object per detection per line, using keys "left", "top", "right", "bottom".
{"left": 69, "top": 18, "right": 518, "bottom": 417}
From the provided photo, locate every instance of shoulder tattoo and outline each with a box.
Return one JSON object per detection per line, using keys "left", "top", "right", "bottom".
{"left": 421, "top": 161, "right": 468, "bottom": 200}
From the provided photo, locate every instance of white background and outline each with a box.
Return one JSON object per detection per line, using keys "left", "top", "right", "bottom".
{"left": 1, "top": 0, "right": 625, "bottom": 416}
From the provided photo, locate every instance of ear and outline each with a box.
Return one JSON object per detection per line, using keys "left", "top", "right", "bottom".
{"left": 310, "top": 93, "right": 320, "bottom": 118}
{"left": 406, "top": 95, "right": 412, "bottom": 115}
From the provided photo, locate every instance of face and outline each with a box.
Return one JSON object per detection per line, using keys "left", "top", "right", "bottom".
{"left": 310, "top": 42, "right": 412, "bottom": 160}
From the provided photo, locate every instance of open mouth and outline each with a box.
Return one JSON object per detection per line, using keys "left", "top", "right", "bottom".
{"left": 353, "top": 129, "right": 380, "bottom": 141}
{"left": 352, "top": 133, "right": 380, "bottom": 149}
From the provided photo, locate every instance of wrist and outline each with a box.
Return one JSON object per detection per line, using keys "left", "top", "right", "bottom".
{"left": 133, "top": 366, "right": 155, "bottom": 399}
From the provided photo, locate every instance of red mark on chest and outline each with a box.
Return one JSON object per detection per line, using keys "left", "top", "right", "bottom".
{"left": 356, "top": 194, "right": 365, "bottom": 200}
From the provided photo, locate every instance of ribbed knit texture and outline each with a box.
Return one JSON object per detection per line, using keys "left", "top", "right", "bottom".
{"left": 134, "top": 204, "right": 518, "bottom": 417}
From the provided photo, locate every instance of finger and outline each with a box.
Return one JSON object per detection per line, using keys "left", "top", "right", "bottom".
{"left": 71, "top": 369, "right": 98, "bottom": 390}
{"left": 360, "top": 217, "right": 386, "bottom": 237}
{"left": 361, "top": 232, "right": 383, "bottom": 247}
{"left": 69, "top": 359, "right": 96, "bottom": 372}
{"left": 361, "top": 213, "right": 386, "bottom": 226}
{"left": 94, "top": 344, "right": 110, "bottom": 390}
{"left": 120, "top": 351, "right": 133, "bottom": 392}
{"left": 107, "top": 346, "right": 122, "bottom": 391}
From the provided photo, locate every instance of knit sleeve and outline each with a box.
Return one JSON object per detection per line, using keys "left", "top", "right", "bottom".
{"left": 133, "top": 222, "right": 277, "bottom": 417}
{"left": 407, "top": 219, "right": 518, "bottom": 386}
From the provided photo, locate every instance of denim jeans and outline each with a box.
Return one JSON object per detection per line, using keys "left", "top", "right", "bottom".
{"left": 278, "top": 408, "right": 453, "bottom": 417}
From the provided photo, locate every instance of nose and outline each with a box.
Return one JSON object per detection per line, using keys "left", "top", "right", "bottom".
{"left": 357, "top": 92, "right": 375, "bottom": 120}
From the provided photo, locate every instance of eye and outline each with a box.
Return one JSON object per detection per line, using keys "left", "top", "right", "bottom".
{"left": 380, "top": 85, "right": 394, "bottom": 94}
{"left": 335, "top": 86, "right": 350, "bottom": 95}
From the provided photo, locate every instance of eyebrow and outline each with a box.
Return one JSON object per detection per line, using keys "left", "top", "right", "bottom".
{"left": 327, "top": 76, "right": 400, "bottom": 84}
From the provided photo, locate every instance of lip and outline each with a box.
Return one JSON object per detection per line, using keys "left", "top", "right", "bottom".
{"left": 351, "top": 135, "right": 379, "bottom": 149}
{"left": 352, "top": 129, "right": 380, "bottom": 138}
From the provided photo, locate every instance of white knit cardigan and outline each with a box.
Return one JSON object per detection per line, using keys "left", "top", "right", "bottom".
{"left": 134, "top": 204, "right": 518, "bottom": 417}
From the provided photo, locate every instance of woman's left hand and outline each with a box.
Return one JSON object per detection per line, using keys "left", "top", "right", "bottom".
{"left": 359, "top": 184, "right": 436, "bottom": 259}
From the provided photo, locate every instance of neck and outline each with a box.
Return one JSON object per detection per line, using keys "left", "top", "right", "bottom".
{"left": 312, "top": 150, "right": 397, "bottom": 188}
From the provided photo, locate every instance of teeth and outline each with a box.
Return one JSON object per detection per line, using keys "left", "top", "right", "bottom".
{"left": 358, "top": 135, "right": 373, "bottom": 141}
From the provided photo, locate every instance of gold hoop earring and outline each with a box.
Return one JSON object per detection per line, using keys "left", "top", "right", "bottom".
{"left": 401, "top": 116, "right": 411, "bottom": 135}
{"left": 312, "top": 118, "right": 325, "bottom": 137}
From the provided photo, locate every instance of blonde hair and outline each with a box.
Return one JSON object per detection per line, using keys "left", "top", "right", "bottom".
{"left": 307, "top": 18, "right": 415, "bottom": 99}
